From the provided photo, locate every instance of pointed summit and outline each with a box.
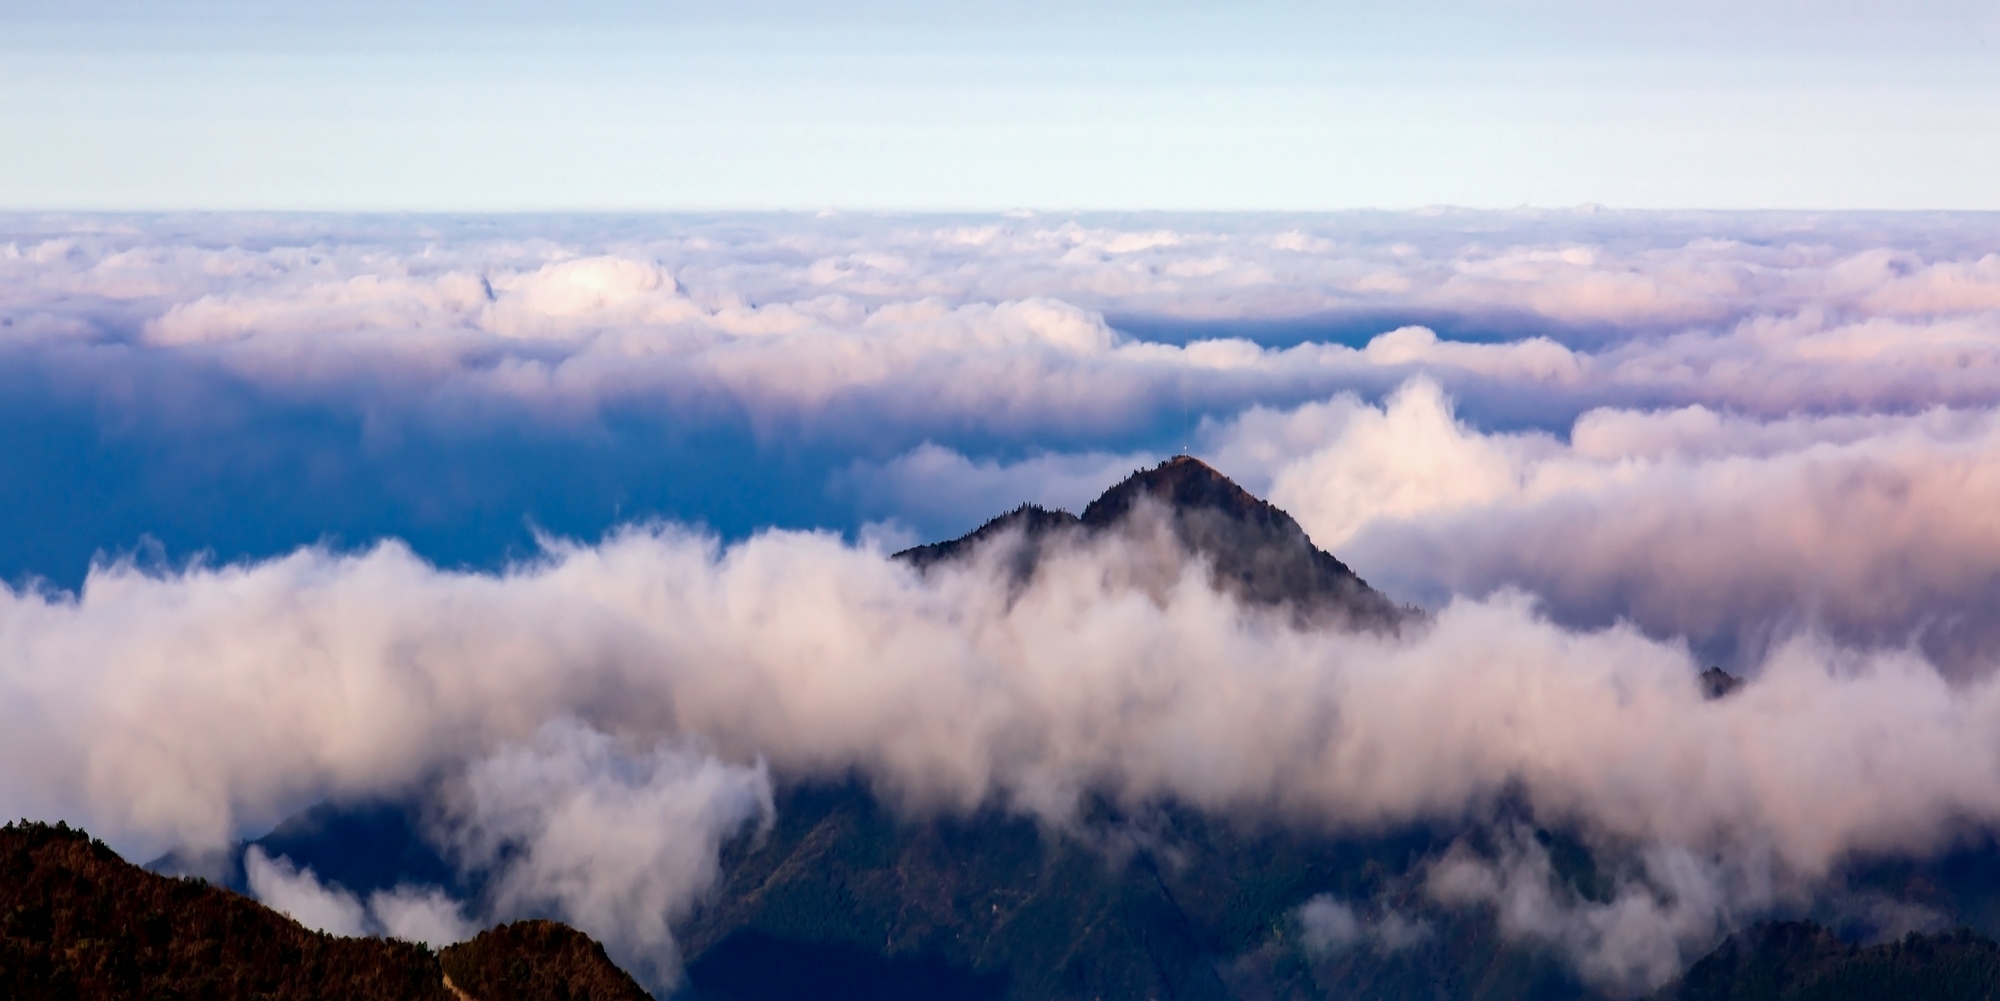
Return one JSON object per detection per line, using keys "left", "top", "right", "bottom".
{"left": 1082, "top": 455, "right": 1280, "bottom": 529}
{"left": 897, "top": 456, "right": 1409, "bottom": 630}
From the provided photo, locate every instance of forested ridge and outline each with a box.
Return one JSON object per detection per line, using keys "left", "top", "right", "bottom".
{"left": 0, "top": 820, "right": 644, "bottom": 1001}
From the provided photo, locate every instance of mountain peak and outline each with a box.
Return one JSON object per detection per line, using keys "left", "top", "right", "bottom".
{"left": 897, "top": 456, "right": 1409, "bottom": 630}
{"left": 1081, "top": 456, "right": 1280, "bottom": 530}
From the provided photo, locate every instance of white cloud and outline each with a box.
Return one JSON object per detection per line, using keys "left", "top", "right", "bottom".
{"left": 240, "top": 723, "right": 762, "bottom": 985}
{"left": 1235, "top": 378, "right": 1540, "bottom": 550}
{"left": 245, "top": 846, "right": 476, "bottom": 948}
{"left": 432, "top": 722, "right": 772, "bottom": 989}
{"left": 368, "top": 884, "right": 476, "bottom": 949}
{"left": 483, "top": 257, "right": 700, "bottom": 340}
{"left": 8, "top": 211, "right": 1998, "bottom": 448}
{"left": 3, "top": 522, "right": 1997, "bottom": 903}
{"left": 1204, "top": 379, "right": 2000, "bottom": 670}
{"left": 244, "top": 846, "right": 370, "bottom": 937}
{"left": 1360, "top": 326, "right": 1585, "bottom": 383}
{"left": 1424, "top": 831, "right": 1725, "bottom": 995}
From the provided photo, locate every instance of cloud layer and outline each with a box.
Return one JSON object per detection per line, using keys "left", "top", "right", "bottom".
{"left": 6, "top": 210, "right": 2000, "bottom": 576}
{"left": 4, "top": 523, "right": 2000, "bottom": 988}
{"left": 7, "top": 211, "right": 2000, "bottom": 991}
{"left": 1197, "top": 379, "right": 2000, "bottom": 672}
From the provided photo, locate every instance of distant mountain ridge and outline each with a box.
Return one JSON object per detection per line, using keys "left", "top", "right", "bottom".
{"left": 897, "top": 456, "right": 1409, "bottom": 630}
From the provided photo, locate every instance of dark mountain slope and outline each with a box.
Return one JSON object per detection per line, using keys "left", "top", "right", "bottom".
{"left": 1, "top": 820, "right": 450, "bottom": 1001}
{"left": 675, "top": 782, "right": 1586, "bottom": 1001}
{"left": 0, "top": 820, "right": 645, "bottom": 1001}
{"left": 441, "top": 921, "right": 650, "bottom": 1001}
{"left": 895, "top": 503, "right": 1084, "bottom": 572}
{"left": 897, "top": 456, "right": 1409, "bottom": 629}
{"left": 1659, "top": 921, "right": 2000, "bottom": 1001}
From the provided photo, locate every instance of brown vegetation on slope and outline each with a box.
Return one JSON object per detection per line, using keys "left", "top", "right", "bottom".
{"left": 0, "top": 820, "right": 449, "bottom": 1001}
{"left": 0, "top": 820, "right": 649, "bottom": 1001}
{"left": 440, "top": 920, "right": 649, "bottom": 1001}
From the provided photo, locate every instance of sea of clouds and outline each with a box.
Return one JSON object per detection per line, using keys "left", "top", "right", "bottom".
{"left": 5, "top": 209, "right": 2000, "bottom": 992}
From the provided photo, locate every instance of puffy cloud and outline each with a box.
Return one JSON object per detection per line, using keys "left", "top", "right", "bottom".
{"left": 2, "top": 524, "right": 1998, "bottom": 912}
{"left": 431, "top": 722, "right": 772, "bottom": 989}
{"left": 1593, "top": 310, "right": 2000, "bottom": 416}
{"left": 245, "top": 846, "right": 475, "bottom": 947}
{"left": 244, "top": 721, "right": 765, "bottom": 986}
{"left": 1217, "top": 379, "right": 1536, "bottom": 551}
{"left": 483, "top": 257, "right": 695, "bottom": 339}
{"left": 1424, "top": 827, "right": 1753, "bottom": 995}
{"left": 9, "top": 211, "right": 1999, "bottom": 447}
{"left": 147, "top": 272, "right": 494, "bottom": 346}
{"left": 1841, "top": 251, "right": 2000, "bottom": 316}
{"left": 11, "top": 213, "right": 2000, "bottom": 594}
{"left": 240, "top": 723, "right": 765, "bottom": 982}
{"left": 1206, "top": 379, "right": 2000, "bottom": 670}
{"left": 367, "top": 884, "right": 478, "bottom": 949}
{"left": 1359, "top": 326, "right": 1585, "bottom": 383}
{"left": 245, "top": 846, "right": 371, "bottom": 937}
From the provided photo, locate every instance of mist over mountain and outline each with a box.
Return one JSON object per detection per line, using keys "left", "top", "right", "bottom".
{"left": 86, "top": 460, "right": 2000, "bottom": 1000}
{"left": 7, "top": 212, "right": 2000, "bottom": 998}
{"left": 898, "top": 456, "right": 1409, "bottom": 630}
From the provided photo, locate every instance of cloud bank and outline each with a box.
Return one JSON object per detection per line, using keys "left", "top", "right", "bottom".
{"left": 3, "top": 522, "right": 1999, "bottom": 988}
{"left": 5, "top": 210, "right": 2000, "bottom": 577}
{"left": 1197, "top": 378, "right": 2000, "bottom": 672}
{"left": 7, "top": 210, "right": 2000, "bottom": 991}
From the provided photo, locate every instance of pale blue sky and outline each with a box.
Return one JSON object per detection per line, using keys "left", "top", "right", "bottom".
{"left": 3, "top": 1, "right": 1997, "bottom": 210}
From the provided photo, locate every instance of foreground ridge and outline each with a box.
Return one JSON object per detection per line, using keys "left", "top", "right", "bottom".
{"left": 1659, "top": 920, "right": 2000, "bottom": 1001}
{"left": 441, "top": 921, "right": 648, "bottom": 1001}
{"left": 0, "top": 820, "right": 645, "bottom": 1001}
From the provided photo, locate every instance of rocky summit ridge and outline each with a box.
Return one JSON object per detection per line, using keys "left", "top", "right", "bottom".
{"left": 896, "top": 455, "right": 1409, "bottom": 630}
